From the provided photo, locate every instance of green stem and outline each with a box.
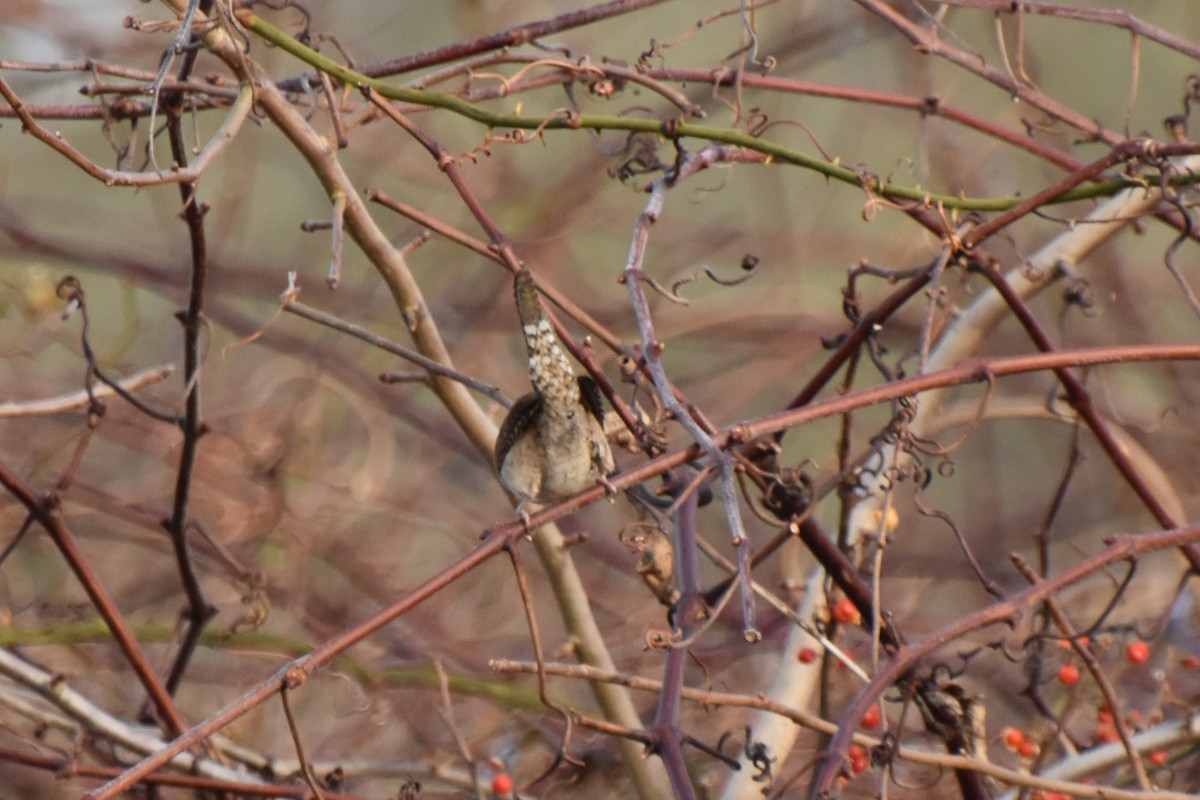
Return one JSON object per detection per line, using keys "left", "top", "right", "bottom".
{"left": 241, "top": 13, "right": 1189, "bottom": 211}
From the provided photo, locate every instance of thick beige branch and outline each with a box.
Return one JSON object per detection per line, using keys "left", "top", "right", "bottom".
{"left": 154, "top": 4, "right": 668, "bottom": 797}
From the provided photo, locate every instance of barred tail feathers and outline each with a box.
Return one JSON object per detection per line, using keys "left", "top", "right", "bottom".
{"left": 513, "top": 269, "right": 579, "bottom": 411}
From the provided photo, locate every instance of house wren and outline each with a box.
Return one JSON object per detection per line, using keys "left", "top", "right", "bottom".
{"left": 494, "top": 269, "right": 614, "bottom": 505}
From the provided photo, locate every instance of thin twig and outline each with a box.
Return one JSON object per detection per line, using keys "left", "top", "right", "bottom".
{"left": 280, "top": 685, "right": 327, "bottom": 800}
{"left": 0, "top": 76, "right": 253, "bottom": 187}
{"left": 0, "top": 365, "right": 174, "bottom": 418}
{"left": 282, "top": 292, "right": 510, "bottom": 408}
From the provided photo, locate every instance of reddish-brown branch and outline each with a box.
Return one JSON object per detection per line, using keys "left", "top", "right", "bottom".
{"left": 68, "top": 348, "right": 1200, "bottom": 798}
{"left": 363, "top": 91, "right": 656, "bottom": 445}
{"left": 0, "top": 746, "right": 360, "bottom": 799}
{"left": 159, "top": 53, "right": 221, "bottom": 696}
{"left": 642, "top": 67, "right": 1082, "bottom": 171}
{"left": 0, "top": 75, "right": 251, "bottom": 186}
{"left": 974, "top": 262, "right": 1200, "bottom": 572}
{"left": 0, "top": 460, "right": 188, "bottom": 736}
{"left": 810, "top": 522, "right": 1200, "bottom": 795}
{"left": 964, "top": 141, "right": 1200, "bottom": 247}
{"left": 367, "top": 188, "right": 626, "bottom": 353}
{"left": 276, "top": 0, "right": 676, "bottom": 91}
{"left": 517, "top": 342, "right": 1200, "bottom": 529}
{"left": 83, "top": 525, "right": 514, "bottom": 800}
{"left": 939, "top": 0, "right": 1200, "bottom": 63}
{"left": 855, "top": 0, "right": 1124, "bottom": 146}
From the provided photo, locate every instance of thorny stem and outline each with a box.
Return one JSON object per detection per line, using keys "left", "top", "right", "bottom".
{"left": 239, "top": 12, "right": 1200, "bottom": 213}
{"left": 810, "top": 523, "right": 1200, "bottom": 797}
{"left": 160, "top": 15, "right": 219, "bottom": 697}
{"left": 68, "top": 341, "right": 1200, "bottom": 798}
{"left": 623, "top": 170, "right": 759, "bottom": 640}
{"left": 14, "top": 6, "right": 1200, "bottom": 800}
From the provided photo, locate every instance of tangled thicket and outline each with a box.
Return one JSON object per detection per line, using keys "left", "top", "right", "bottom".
{"left": 2, "top": 2, "right": 1200, "bottom": 799}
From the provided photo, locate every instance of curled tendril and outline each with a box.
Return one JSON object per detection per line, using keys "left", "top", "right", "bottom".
{"left": 249, "top": 0, "right": 312, "bottom": 44}
{"left": 1062, "top": 277, "right": 1096, "bottom": 314}
{"left": 717, "top": 726, "right": 774, "bottom": 784}
{"left": 745, "top": 108, "right": 769, "bottom": 137}
{"left": 668, "top": 258, "right": 762, "bottom": 298}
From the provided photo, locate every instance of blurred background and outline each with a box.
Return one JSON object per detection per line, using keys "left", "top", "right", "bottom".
{"left": 2, "top": 1, "right": 1200, "bottom": 797}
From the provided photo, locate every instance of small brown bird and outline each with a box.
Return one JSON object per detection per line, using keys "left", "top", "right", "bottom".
{"left": 494, "top": 269, "right": 614, "bottom": 506}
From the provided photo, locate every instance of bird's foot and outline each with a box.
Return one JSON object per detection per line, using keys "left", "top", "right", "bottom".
{"left": 598, "top": 474, "right": 618, "bottom": 504}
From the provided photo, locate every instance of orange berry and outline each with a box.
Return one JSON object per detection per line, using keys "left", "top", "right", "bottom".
{"left": 860, "top": 704, "right": 881, "bottom": 729}
{"left": 1096, "top": 708, "right": 1114, "bottom": 725}
{"left": 1017, "top": 739, "right": 1037, "bottom": 758}
{"left": 1096, "top": 724, "right": 1119, "bottom": 744}
{"left": 798, "top": 647, "right": 818, "bottom": 664}
{"left": 1002, "top": 727, "right": 1026, "bottom": 751}
{"left": 491, "top": 773, "right": 514, "bottom": 795}
{"left": 1126, "top": 640, "right": 1150, "bottom": 664}
{"left": 1057, "top": 663, "right": 1080, "bottom": 685}
{"left": 832, "top": 598, "right": 861, "bottom": 625}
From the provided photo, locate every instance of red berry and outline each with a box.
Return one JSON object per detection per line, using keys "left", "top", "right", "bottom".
{"left": 832, "top": 598, "right": 861, "bottom": 625}
{"left": 1180, "top": 654, "right": 1200, "bottom": 670}
{"left": 1057, "top": 663, "right": 1080, "bottom": 685}
{"left": 860, "top": 704, "right": 881, "bottom": 729}
{"left": 1096, "top": 708, "right": 1113, "bottom": 725}
{"left": 798, "top": 647, "right": 818, "bottom": 664}
{"left": 491, "top": 773, "right": 514, "bottom": 795}
{"left": 1096, "top": 724, "right": 1119, "bottom": 744}
{"left": 1126, "top": 640, "right": 1150, "bottom": 664}
{"left": 1002, "top": 727, "right": 1026, "bottom": 751}
{"left": 847, "top": 743, "right": 869, "bottom": 774}
{"left": 1149, "top": 749, "right": 1168, "bottom": 767}
{"left": 1017, "top": 739, "right": 1037, "bottom": 758}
